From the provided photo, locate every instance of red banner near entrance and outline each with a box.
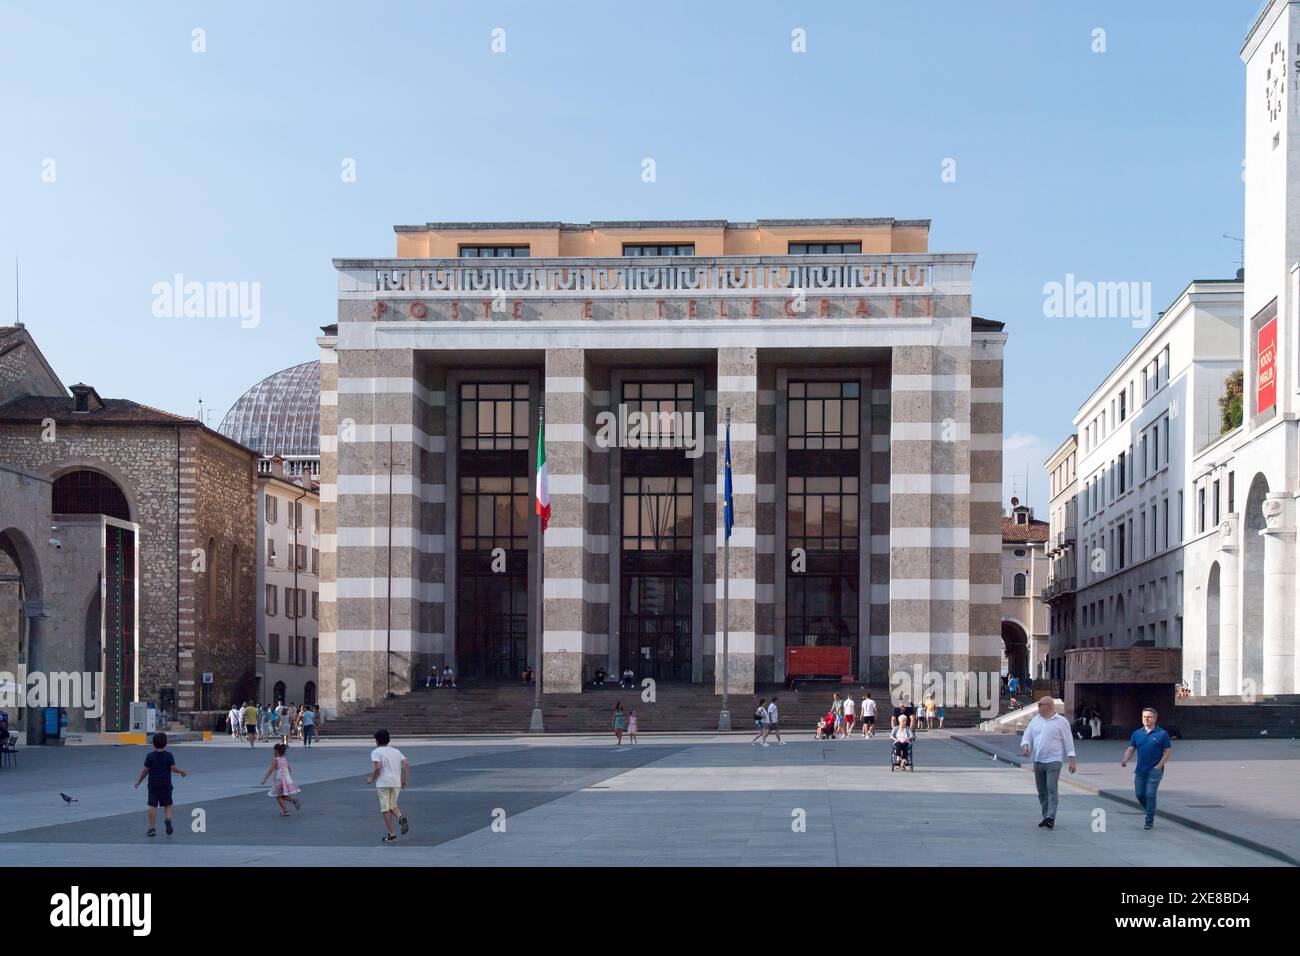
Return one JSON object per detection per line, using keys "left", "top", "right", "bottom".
{"left": 1258, "top": 317, "right": 1278, "bottom": 415}
{"left": 786, "top": 645, "right": 851, "bottom": 677}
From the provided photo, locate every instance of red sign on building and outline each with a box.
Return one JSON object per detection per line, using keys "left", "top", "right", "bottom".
{"left": 1258, "top": 317, "right": 1278, "bottom": 415}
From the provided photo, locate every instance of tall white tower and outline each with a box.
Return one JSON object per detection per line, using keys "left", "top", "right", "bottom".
{"left": 1237, "top": 0, "right": 1300, "bottom": 695}
{"left": 1242, "top": 0, "right": 1300, "bottom": 428}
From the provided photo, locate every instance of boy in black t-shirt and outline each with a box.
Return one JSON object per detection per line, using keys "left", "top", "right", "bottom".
{"left": 133, "top": 732, "right": 187, "bottom": 837}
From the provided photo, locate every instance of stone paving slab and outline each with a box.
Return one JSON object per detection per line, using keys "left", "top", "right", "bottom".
{"left": 0, "top": 733, "right": 1283, "bottom": 867}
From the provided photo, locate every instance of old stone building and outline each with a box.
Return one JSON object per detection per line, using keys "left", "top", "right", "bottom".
{"left": 0, "top": 324, "right": 259, "bottom": 732}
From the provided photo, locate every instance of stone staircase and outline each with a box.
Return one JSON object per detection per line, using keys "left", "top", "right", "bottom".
{"left": 324, "top": 682, "right": 987, "bottom": 736}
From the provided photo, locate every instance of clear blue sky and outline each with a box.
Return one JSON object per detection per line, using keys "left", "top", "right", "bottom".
{"left": 1, "top": 1, "right": 1261, "bottom": 507}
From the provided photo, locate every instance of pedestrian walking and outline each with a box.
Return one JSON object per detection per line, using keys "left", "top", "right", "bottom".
{"left": 301, "top": 703, "right": 316, "bottom": 747}
{"left": 751, "top": 698, "right": 769, "bottom": 746}
{"left": 1120, "top": 707, "right": 1173, "bottom": 830}
{"left": 831, "top": 693, "right": 845, "bottom": 738}
{"left": 367, "top": 729, "right": 409, "bottom": 843}
{"left": 628, "top": 709, "right": 638, "bottom": 744}
{"left": 260, "top": 742, "right": 302, "bottom": 815}
{"left": 243, "top": 700, "right": 259, "bottom": 748}
{"left": 924, "top": 693, "right": 937, "bottom": 731}
{"left": 861, "top": 691, "right": 877, "bottom": 737}
{"left": 843, "top": 692, "right": 856, "bottom": 737}
{"left": 766, "top": 697, "right": 784, "bottom": 745}
{"left": 1019, "top": 696, "right": 1076, "bottom": 829}
{"left": 227, "top": 703, "right": 240, "bottom": 739}
{"left": 613, "top": 702, "right": 626, "bottom": 745}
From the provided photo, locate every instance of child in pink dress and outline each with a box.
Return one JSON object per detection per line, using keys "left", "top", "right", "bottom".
{"left": 628, "top": 710, "right": 638, "bottom": 744}
{"left": 260, "top": 742, "right": 302, "bottom": 815}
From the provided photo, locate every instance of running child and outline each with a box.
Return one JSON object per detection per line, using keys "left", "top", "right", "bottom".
{"left": 260, "top": 742, "right": 302, "bottom": 815}
{"left": 367, "top": 729, "right": 409, "bottom": 843}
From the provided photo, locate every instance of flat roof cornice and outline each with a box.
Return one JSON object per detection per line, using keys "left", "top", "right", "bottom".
{"left": 393, "top": 217, "right": 931, "bottom": 233}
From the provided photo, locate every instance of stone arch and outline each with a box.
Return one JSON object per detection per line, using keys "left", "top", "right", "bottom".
{"left": 47, "top": 461, "right": 138, "bottom": 524}
{"left": 1206, "top": 562, "right": 1221, "bottom": 696}
{"left": 1242, "top": 473, "right": 1269, "bottom": 694}
{"left": 1001, "top": 618, "right": 1030, "bottom": 680}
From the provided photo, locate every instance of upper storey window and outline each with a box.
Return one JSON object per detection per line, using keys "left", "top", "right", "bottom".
{"left": 622, "top": 244, "right": 695, "bottom": 256}
{"left": 459, "top": 245, "right": 530, "bottom": 258}
{"left": 788, "top": 241, "right": 862, "bottom": 254}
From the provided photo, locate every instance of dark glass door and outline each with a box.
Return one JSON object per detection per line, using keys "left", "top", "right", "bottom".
{"left": 620, "top": 572, "right": 691, "bottom": 682}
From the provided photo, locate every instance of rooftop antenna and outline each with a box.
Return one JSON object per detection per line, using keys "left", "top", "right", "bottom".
{"left": 1223, "top": 234, "right": 1244, "bottom": 270}
{"left": 14, "top": 256, "right": 21, "bottom": 328}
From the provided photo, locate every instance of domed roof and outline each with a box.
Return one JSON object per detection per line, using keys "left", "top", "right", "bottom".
{"left": 219, "top": 361, "right": 319, "bottom": 458}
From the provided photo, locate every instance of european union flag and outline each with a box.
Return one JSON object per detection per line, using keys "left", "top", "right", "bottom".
{"left": 723, "top": 419, "right": 734, "bottom": 540}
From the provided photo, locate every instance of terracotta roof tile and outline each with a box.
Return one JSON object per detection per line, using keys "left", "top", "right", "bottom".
{"left": 1002, "top": 515, "right": 1050, "bottom": 543}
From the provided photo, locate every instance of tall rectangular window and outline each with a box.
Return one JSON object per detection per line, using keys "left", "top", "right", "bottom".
{"left": 787, "top": 476, "right": 859, "bottom": 552}
{"left": 621, "top": 381, "right": 694, "bottom": 445}
{"left": 459, "top": 382, "right": 530, "bottom": 450}
{"left": 1198, "top": 486, "right": 1205, "bottom": 534}
{"left": 1212, "top": 479, "right": 1221, "bottom": 526}
{"left": 459, "top": 476, "right": 530, "bottom": 551}
{"left": 1228, "top": 471, "right": 1235, "bottom": 514}
{"left": 622, "top": 476, "right": 693, "bottom": 551}
{"left": 788, "top": 380, "right": 860, "bottom": 450}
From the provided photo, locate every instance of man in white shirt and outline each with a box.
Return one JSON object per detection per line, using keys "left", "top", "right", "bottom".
{"left": 766, "top": 698, "right": 784, "bottom": 745}
{"left": 861, "top": 692, "right": 877, "bottom": 737}
{"left": 842, "top": 693, "right": 856, "bottom": 738}
{"left": 367, "top": 728, "right": 410, "bottom": 843}
{"left": 1019, "top": 697, "right": 1077, "bottom": 829}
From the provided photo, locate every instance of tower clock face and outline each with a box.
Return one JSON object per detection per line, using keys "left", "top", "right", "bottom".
{"left": 1265, "top": 40, "right": 1286, "bottom": 123}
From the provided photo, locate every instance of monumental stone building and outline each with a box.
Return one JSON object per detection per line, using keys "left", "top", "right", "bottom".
{"left": 320, "top": 219, "right": 1006, "bottom": 713}
{"left": 0, "top": 324, "right": 259, "bottom": 732}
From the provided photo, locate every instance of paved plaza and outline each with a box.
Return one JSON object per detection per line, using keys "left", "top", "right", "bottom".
{"left": 0, "top": 730, "right": 1289, "bottom": 867}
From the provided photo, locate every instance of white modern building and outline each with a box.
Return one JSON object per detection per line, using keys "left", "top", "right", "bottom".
{"left": 1068, "top": 277, "right": 1243, "bottom": 717}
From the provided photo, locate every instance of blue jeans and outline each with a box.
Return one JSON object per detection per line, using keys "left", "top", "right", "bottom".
{"left": 303, "top": 725, "right": 314, "bottom": 746}
{"left": 1134, "top": 766, "right": 1164, "bottom": 825}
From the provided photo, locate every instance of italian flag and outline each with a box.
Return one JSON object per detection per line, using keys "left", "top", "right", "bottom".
{"left": 535, "top": 408, "right": 550, "bottom": 532}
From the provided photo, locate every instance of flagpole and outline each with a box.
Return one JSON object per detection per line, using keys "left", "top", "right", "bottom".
{"left": 530, "top": 401, "right": 545, "bottom": 733}
{"left": 718, "top": 406, "right": 732, "bottom": 732}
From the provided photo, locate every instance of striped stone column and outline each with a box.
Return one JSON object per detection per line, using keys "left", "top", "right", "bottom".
{"left": 969, "top": 332, "right": 1007, "bottom": 682}
{"left": 868, "top": 367, "right": 893, "bottom": 683}
{"left": 542, "top": 348, "right": 587, "bottom": 693}
{"left": 889, "top": 345, "right": 972, "bottom": 684}
{"left": 715, "top": 346, "right": 758, "bottom": 695}
{"left": 330, "top": 346, "right": 422, "bottom": 707}
{"left": 317, "top": 334, "right": 339, "bottom": 712}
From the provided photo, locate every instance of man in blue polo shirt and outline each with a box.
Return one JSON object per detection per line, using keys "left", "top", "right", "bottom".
{"left": 1120, "top": 707, "right": 1173, "bottom": 830}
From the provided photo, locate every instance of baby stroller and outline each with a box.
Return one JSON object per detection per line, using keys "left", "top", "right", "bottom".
{"left": 889, "top": 737, "right": 915, "bottom": 772}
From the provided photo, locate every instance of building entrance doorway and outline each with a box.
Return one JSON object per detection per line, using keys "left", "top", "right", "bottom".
{"left": 456, "top": 554, "right": 528, "bottom": 680}
{"left": 620, "top": 570, "right": 691, "bottom": 682}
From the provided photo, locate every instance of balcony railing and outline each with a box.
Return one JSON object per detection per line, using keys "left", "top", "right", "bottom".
{"left": 1041, "top": 576, "right": 1078, "bottom": 601}
{"left": 336, "top": 254, "right": 970, "bottom": 300}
